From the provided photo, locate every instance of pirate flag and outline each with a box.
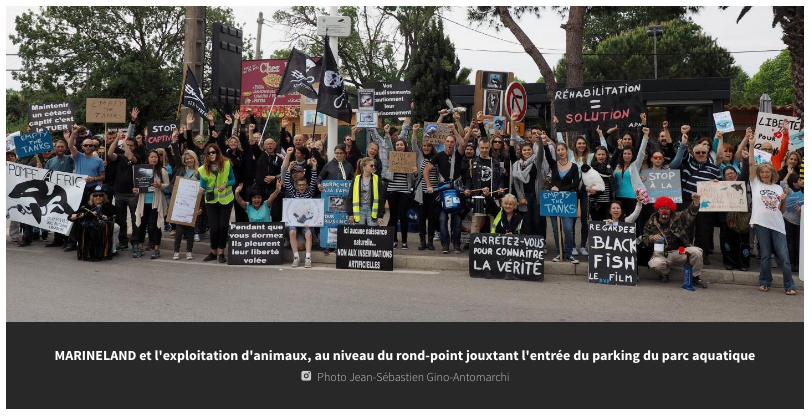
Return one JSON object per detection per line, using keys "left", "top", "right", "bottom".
{"left": 277, "top": 48, "right": 321, "bottom": 99}
{"left": 182, "top": 67, "right": 208, "bottom": 119}
{"left": 316, "top": 38, "right": 353, "bottom": 124}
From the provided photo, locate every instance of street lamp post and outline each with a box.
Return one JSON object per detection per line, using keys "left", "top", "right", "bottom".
{"left": 647, "top": 25, "right": 664, "bottom": 79}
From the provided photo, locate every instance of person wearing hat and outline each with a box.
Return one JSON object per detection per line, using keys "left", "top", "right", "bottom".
{"left": 67, "top": 185, "right": 120, "bottom": 259}
{"left": 234, "top": 181, "right": 282, "bottom": 223}
{"left": 640, "top": 194, "right": 707, "bottom": 287}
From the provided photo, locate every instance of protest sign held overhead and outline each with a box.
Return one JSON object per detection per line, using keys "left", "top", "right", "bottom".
{"left": 336, "top": 225, "right": 395, "bottom": 271}
{"left": 588, "top": 221, "right": 638, "bottom": 286}
{"left": 696, "top": 181, "right": 748, "bottom": 212}
{"left": 713, "top": 111, "right": 735, "bottom": 133}
{"left": 146, "top": 121, "right": 177, "bottom": 151}
{"left": 317, "top": 37, "right": 353, "bottom": 124}
{"left": 422, "top": 122, "right": 450, "bottom": 145}
{"left": 641, "top": 169, "right": 682, "bottom": 203}
{"left": 790, "top": 131, "right": 804, "bottom": 149}
{"left": 361, "top": 81, "right": 412, "bottom": 117}
{"left": 469, "top": 233, "right": 545, "bottom": 281}
{"left": 554, "top": 81, "right": 644, "bottom": 131}
{"left": 540, "top": 191, "right": 577, "bottom": 217}
{"left": 6, "top": 162, "right": 84, "bottom": 235}
{"left": 320, "top": 180, "right": 352, "bottom": 249}
{"left": 753, "top": 148, "right": 772, "bottom": 166}
{"left": 6, "top": 132, "right": 19, "bottom": 152}
{"left": 14, "top": 131, "right": 53, "bottom": 158}
{"left": 228, "top": 222, "right": 285, "bottom": 265}
{"left": 86, "top": 98, "right": 126, "bottom": 124}
{"left": 754, "top": 112, "right": 802, "bottom": 153}
{"left": 356, "top": 111, "right": 378, "bottom": 128}
{"left": 27, "top": 102, "right": 74, "bottom": 132}
{"left": 182, "top": 67, "right": 208, "bottom": 119}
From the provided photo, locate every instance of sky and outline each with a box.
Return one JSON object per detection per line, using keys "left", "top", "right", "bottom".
{"left": 5, "top": 5, "right": 786, "bottom": 91}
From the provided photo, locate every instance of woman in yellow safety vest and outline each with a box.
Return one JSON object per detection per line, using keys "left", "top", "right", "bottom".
{"left": 488, "top": 193, "right": 522, "bottom": 234}
{"left": 197, "top": 144, "right": 235, "bottom": 263}
{"left": 346, "top": 157, "right": 386, "bottom": 227}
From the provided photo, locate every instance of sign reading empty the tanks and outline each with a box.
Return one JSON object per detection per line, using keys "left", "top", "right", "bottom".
{"left": 554, "top": 81, "right": 644, "bottom": 131}
{"left": 361, "top": 81, "right": 412, "bottom": 117}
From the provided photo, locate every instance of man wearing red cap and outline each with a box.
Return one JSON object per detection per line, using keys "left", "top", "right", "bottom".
{"left": 640, "top": 194, "right": 707, "bottom": 288}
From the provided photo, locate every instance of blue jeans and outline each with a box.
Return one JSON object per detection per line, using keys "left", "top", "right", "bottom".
{"left": 551, "top": 216, "right": 575, "bottom": 258}
{"left": 356, "top": 205, "right": 376, "bottom": 226}
{"left": 439, "top": 210, "right": 462, "bottom": 248}
{"left": 753, "top": 225, "right": 795, "bottom": 291}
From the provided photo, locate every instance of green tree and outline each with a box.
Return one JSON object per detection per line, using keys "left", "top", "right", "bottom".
{"left": 405, "top": 18, "right": 462, "bottom": 124}
{"left": 723, "top": 6, "right": 803, "bottom": 120}
{"left": 9, "top": 6, "right": 250, "bottom": 131}
{"left": 582, "top": 7, "right": 700, "bottom": 50}
{"left": 742, "top": 49, "right": 793, "bottom": 106}
{"left": 554, "top": 19, "right": 738, "bottom": 82}
{"left": 729, "top": 65, "right": 751, "bottom": 106}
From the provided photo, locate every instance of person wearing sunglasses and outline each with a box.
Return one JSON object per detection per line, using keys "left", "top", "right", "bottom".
{"left": 669, "top": 126, "right": 721, "bottom": 266}
{"left": 68, "top": 186, "right": 120, "bottom": 259}
{"left": 198, "top": 144, "right": 235, "bottom": 263}
{"left": 68, "top": 124, "right": 106, "bottom": 205}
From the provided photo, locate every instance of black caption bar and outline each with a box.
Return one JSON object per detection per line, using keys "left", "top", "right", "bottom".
{"left": 6, "top": 322, "right": 802, "bottom": 409}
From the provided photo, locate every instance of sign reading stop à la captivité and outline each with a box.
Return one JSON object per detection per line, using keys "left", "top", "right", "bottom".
{"left": 504, "top": 82, "right": 527, "bottom": 121}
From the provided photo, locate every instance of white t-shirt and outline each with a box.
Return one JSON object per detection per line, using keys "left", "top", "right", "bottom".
{"left": 750, "top": 177, "right": 785, "bottom": 234}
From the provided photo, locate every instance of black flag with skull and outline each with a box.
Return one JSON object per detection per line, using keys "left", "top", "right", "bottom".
{"left": 316, "top": 37, "right": 353, "bottom": 124}
{"left": 182, "top": 67, "right": 208, "bottom": 119}
{"left": 277, "top": 48, "right": 321, "bottom": 99}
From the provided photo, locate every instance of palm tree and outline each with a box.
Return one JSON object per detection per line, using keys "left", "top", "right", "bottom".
{"left": 725, "top": 6, "right": 803, "bottom": 120}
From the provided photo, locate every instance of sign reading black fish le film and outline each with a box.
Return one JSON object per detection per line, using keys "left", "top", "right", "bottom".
{"left": 361, "top": 81, "right": 412, "bottom": 117}
{"left": 228, "top": 222, "right": 285, "bottom": 265}
{"left": 554, "top": 81, "right": 644, "bottom": 131}
{"left": 587, "top": 221, "right": 638, "bottom": 286}
{"left": 336, "top": 225, "right": 395, "bottom": 271}
{"left": 469, "top": 233, "right": 545, "bottom": 281}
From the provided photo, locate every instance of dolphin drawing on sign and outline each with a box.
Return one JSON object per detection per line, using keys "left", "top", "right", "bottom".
{"left": 7, "top": 179, "right": 75, "bottom": 223}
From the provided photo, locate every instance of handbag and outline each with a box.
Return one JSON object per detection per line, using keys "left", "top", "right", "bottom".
{"left": 726, "top": 211, "right": 751, "bottom": 234}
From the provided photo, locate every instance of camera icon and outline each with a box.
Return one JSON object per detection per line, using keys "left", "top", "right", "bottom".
{"left": 301, "top": 371, "right": 311, "bottom": 381}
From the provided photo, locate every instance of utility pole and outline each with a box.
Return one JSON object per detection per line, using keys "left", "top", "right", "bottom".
{"left": 327, "top": 6, "right": 339, "bottom": 161}
{"left": 256, "top": 12, "right": 263, "bottom": 59}
{"left": 647, "top": 25, "right": 663, "bottom": 80}
{"left": 183, "top": 6, "right": 206, "bottom": 134}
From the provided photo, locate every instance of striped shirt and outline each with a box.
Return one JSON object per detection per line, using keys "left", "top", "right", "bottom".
{"left": 284, "top": 168, "right": 318, "bottom": 198}
{"left": 680, "top": 156, "right": 721, "bottom": 196}
{"left": 387, "top": 172, "right": 411, "bottom": 194}
{"left": 419, "top": 158, "right": 439, "bottom": 192}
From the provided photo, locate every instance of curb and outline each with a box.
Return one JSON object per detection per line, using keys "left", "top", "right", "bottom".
{"left": 158, "top": 236, "right": 803, "bottom": 289}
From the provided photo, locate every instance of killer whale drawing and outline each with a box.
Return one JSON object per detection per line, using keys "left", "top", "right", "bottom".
{"left": 7, "top": 178, "right": 76, "bottom": 224}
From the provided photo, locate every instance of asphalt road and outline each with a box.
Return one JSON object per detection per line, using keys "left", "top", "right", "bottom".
{"left": 5, "top": 243, "right": 804, "bottom": 322}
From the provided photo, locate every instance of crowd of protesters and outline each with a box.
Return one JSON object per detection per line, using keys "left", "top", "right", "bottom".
{"left": 7, "top": 104, "right": 803, "bottom": 293}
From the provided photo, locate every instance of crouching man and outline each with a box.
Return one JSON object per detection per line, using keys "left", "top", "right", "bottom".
{"left": 640, "top": 195, "right": 707, "bottom": 288}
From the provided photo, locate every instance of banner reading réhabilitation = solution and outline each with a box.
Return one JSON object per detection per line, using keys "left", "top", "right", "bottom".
{"left": 554, "top": 81, "right": 644, "bottom": 132}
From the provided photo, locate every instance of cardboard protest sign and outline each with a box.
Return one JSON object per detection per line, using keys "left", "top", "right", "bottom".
{"left": 356, "top": 111, "right": 378, "bottom": 128}
{"left": 6, "top": 162, "right": 85, "bottom": 234}
{"left": 540, "top": 191, "right": 577, "bottom": 217}
{"left": 14, "top": 131, "right": 53, "bottom": 158}
{"left": 554, "top": 81, "right": 644, "bottom": 131}
{"left": 166, "top": 177, "right": 202, "bottom": 227}
{"left": 336, "top": 225, "right": 395, "bottom": 271}
{"left": 146, "top": 121, "right": 178, "bottom": 151}
{"left": 282, "top": 198, "right": 324, "bottom": 227}
{"left": 389, "top": 151, "right": 416, "bottom": 174}
{"left": 469, "top": 233, "right": 545, "bottom": 281}
{"left": 361, "top": 81, "right": 412, "bottom": 117}
{"left": 321, "top": 180, "right": 352, "bottom": 249}
{"left": 754, "top": 112, "right": 802, "bottom": 153}
{"left": 227, "top": 222, "right": 285, "bottom": 265}
{"left": 696, "top": 181, "right": 748, "bottom": 212}
{"left": 790, "top": 131, "right": 804, "bottom": 149}
{"left": 27, "top": 102, "right": 75, "bottom": 132}
{"left": 86, "top": 98, "right": 126, "bottom": 123}
{"left": 422, "top": 122, "right": 450, "bottom": 145}
{"left": 713, "top": 111, "right": 735, "bottom": 133}
{"left": 132, "top": 164, "right": 154, "bottom": 193}
{"left": 587, "top": 221, "right": 638, "bottom": 286}
{"left": 641, "top": 169, "right": 682, "bottom": 203}
{"left": 753, "top": 149, "right": 772, "bottom": 166}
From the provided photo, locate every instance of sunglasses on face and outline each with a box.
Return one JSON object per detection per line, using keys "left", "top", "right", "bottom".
{"left": 651, "top": 156, "right": 664, "bottom": 160}
{"left": 695, "top": 151, "right": 707, "bottom": 155}
{"left": 207, "top": 151, "right": 218, "bottom": 155}
{"left": 92, "top": 193, "right": 105, "bottom": 198}
{"left": 492, "top": 140, "right": 503, "bottom": 144}
{"left": 82, "top": 144, "right": 96, "bottom": 148}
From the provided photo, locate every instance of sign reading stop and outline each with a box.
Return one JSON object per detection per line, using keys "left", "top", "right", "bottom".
{"left": 504, "top": 82, "right": 527, "bottom": 121}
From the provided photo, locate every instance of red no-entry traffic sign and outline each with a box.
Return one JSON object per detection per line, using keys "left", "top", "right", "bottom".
{"left": 505, "top": 82, "right": 527, "bottom": 121}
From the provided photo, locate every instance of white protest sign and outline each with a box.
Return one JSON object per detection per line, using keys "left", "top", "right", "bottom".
{"left": 282, "top": 198, "right": 325, "bottom": 227}
{"left": 167, "top": 177, "right": 202, "bottom": 227}
{"left": 713, "top": 111, "right": 735, "bottom": 133}
{"left": 6, "top": 162, "right": 85, "bottom": 234}
{"left": 754, "top": 112, "right": 802, "bottom": 153}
